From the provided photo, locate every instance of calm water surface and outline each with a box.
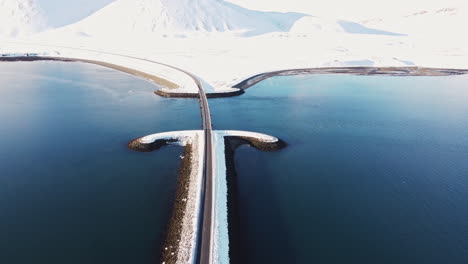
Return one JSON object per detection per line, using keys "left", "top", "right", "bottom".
{"left": 0, "top": 62, "right": 200, "bottom": 264}
{"left": 210, "top": 74, "right": 468, "bottom": 264}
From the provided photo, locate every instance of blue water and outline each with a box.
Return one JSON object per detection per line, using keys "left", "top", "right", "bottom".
{"left": 0, "top": 62, "right": 200, "bottom": 263}
{"left": 210, "top": 74, "right": 468, "bottom": 264}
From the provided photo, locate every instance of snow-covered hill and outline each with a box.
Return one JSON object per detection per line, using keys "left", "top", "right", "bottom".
{"left": 289, "top": 16, "right": 405, "bottom": 36}
{"left": 361, "top": 3, "right": 468, "bottom": 39}
{"left": 60, "top": 0, "right": 305, "bottom": 38}
{"left": 0, "top": 0, "right": 46, "bottom": 38}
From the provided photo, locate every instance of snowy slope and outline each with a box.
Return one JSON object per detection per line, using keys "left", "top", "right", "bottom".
{"left": 0, "top": 0, "right": 46, "bottom": 38}
{"left": 60, "top": 0, "right": 305, "bottom": 37}
{"left": 362, "top": 3, "right": 468, "bottom": 39}
{"left": 289, "top": 16, "right": 405, "bottom": 36}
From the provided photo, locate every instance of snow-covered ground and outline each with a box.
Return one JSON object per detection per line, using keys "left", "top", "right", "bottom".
{"left": 1, "top": 0, "right": 467, "bottom": 95}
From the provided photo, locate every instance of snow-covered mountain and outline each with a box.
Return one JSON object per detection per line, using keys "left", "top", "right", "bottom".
{"left": 0, "top": 0, "right": 46, "bottom": 38}
{"left": 60, "top": 0, "right": 305, "bottom": 38}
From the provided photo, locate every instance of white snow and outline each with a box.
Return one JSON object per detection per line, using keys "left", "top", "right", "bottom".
{"left": 2, "top": 0, "right": 467, "bottom": 95}
{"left": 55, "top": 0, "right": 304, "bottom": 38}
{"left": 210, "top": 130, "right": 280, "bottom": 264}
{"left": 139, "top": 130, "right": 198, "bottom": 145}
{"left": 0, "top": 0, "right": 46, "bottom": 38}
{"left": 217, "top": 130, "right": 279, "bottom": 143}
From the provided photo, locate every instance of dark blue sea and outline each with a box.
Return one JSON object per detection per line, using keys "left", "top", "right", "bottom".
{"left": 0, "top": 61, "right": 200, "bottom": 264}
{"left": 2, "top": 62, "right": 468, "bottom": 264}
{"left": 210, "top": 74, "right": 468, "bottom": 264}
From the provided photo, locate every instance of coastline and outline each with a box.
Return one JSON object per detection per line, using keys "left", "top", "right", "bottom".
{"left": 3, "top": 56, "right": 468, "bottom": 97}
{"left": 155, "top": 89, "right": 245, "bottom": 99}
{"left": 0, "top": 56, "right": 180, "bottom": 91}
{"left": 0, "top": 55, "right": 243, "bottom": 98}
{"left": 128, "top": 131, "right": 204, "bottom": 264}
{"left": 233, "top": 67, "right": 468, "bottom": 90}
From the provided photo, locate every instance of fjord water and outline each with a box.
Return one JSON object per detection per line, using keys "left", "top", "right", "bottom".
{"left": 210, "top": 74, "right": 468, "bottom": 264}
{"left": 0, "top": 62, "right": 200, "bottom": 263}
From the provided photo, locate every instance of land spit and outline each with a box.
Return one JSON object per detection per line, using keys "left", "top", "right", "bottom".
{"left": 155, "top": 89, "right": 245, "bottom": 98}
{"left": 0, "top": 56, "right": 243, "bottom": 98}
{"left": 233, "top": 66, "right": 468, "bottom": 90}
{"left": 4, "top": 56, "right": 468, "bottom": 99}
{"left": 0, "top": 56, "right": 180, "bottom": 90}
{"left": 129, "top": 131, "right": 204, "bottom": 264}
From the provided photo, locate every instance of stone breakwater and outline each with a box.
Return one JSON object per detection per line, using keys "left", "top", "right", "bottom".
{"left": 129, "top": 131, "right": 204, "bottom": 264}
{"left": 0, "top": 56, "right": 244, "bottom": 98}
{"left": 155, "top": 89, "right": 245, "bottom": 99}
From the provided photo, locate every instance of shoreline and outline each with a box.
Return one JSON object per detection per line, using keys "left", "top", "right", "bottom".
{"left": 233, "top": 66, "right": 468, "bottom": 90}
{"left": 0, "top": 56, "right": 180, "bottom": 91}
{"left": 155, "top": 89, "right": 245, "bottom": 99}
{"left": 3, "top": 56, "right": 468, "bottom": 97}
{"left": 0, "top": 56, "right": 243, "bottom": 98}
